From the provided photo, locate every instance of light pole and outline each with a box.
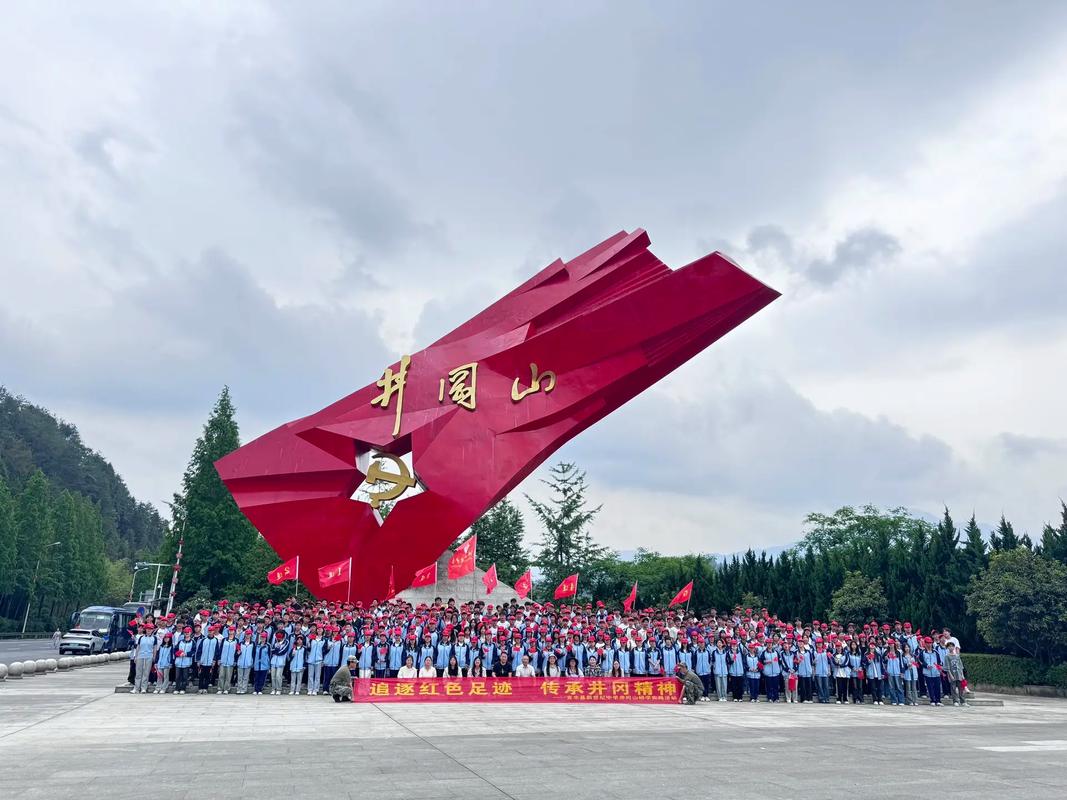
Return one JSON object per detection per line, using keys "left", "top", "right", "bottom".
{"left": 131, "top": 562, "right": 171, "bottom": 610}
{"left": 21, "top": 541, "right": 61, "bottom": 635}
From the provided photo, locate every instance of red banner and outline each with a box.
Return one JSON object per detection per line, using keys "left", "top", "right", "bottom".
{"left": 352, "top": 677, "right": 682, "bottom": 703}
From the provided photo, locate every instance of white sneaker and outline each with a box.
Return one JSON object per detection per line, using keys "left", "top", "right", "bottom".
{"left": 953, "top": 701, "right": 959, "bottom": 706}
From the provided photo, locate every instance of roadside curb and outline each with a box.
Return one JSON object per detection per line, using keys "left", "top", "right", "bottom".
{"left": 0, "top": 651, "right": 126, "bottom": 680}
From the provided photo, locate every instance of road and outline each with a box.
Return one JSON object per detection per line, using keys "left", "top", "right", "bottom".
{"left": 0, "top": 639, "right": 63, "bottom": 664}
{"left": 1, "top": 662, "right": 1066, "bottom": 799}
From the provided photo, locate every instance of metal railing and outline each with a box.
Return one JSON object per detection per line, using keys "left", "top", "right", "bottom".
{"left": 0, "top": 632, "right": 54, "bottom": 640}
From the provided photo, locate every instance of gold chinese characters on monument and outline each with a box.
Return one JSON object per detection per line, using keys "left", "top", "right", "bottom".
{"left": 370, "top": 357, "right": 557, "bottom": 438}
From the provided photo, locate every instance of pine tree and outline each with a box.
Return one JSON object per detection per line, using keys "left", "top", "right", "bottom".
{"left": 13, "top": 470, "right": 54, "bottom": 622}
{"left": 1039, "top": 502, "right": 1067, "bottom": 566}
{"left": 527, "top": 462, "right": 605, "bottom": 594}
{"left": 166, "top": 388, "right": 259, "bottom": 599}
{"left": 458, "top": 498, "right": 530, "bottom": 584}
{"left": 0, "top": 476, "right": 16, "bottom": 598}
{"left": 992, "top": 515, "right": 1020, "bottom": 551}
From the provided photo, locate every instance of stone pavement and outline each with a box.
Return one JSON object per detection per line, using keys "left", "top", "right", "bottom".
{"left": 2, "top": 662, "right": 1066, "bottom": 799}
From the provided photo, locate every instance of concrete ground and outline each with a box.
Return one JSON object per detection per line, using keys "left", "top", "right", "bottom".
{"left": 2, "top": 663, "right": 1066, "bottom": 799}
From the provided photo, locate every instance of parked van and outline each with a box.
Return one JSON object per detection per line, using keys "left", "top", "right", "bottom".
{"left": 59, "top": 606, "right": 136, "bottom": 655}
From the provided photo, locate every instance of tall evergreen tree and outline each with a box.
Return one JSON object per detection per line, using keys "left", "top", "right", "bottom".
{"left": 0, "top": 476, "right": 15, "bottom": 598}
{"left": 528, "top": 462, "right": 605, "bottom": 594}
{"left": 459, "top": 498, "right": 530, "bottom": 584}
{"left": 165, "top": 388, "right": 259, "bottom": 600}
{"left": 1039, "top": 502, "right": 1067, "bottom": 566}
{"left": 991, "top": 515, "right": 1019, "bottom": 551}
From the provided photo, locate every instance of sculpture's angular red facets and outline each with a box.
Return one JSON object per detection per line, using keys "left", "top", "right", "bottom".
{"left": 214, "top": 230, "right": 780, "bottom": 604}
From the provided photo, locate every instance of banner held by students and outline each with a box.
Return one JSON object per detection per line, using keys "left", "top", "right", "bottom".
{"left": 353, "top": 677, "right": 682, "bottom": 704}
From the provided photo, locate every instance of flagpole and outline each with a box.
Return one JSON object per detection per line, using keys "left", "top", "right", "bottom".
{"left": 295, "top": 556, "right": 300, "bottom": 602}
{"left": 346, "top": 557, "right": 352, "bottom": 605}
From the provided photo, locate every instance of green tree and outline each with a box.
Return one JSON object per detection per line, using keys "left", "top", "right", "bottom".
{"left": 966, "top": 548, "right": 1067, "bottom": 664}
{"left": 164, "top": 388, "right": 259, "bottom": 600}
{"left": 828, "top": 570, "right": 888, "bottom": 623}
{"left": 458, "top": 498, "right": 530, "bottom": 584}
{"left": 0, "top": 476, "right": 16, "bottom": 598}
{"left": 527, "top": 462, "right": 606, "bottom": 595}
{"left": 1039, "top": 502, "right": 1067, "bottom": 566}
{"left": 990, "top": 515, "right": 1020, "bottom": 552}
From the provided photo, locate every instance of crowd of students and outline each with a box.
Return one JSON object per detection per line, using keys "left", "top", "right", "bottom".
{"left": 124, "top": 595, "right": 970, "bottom": 706}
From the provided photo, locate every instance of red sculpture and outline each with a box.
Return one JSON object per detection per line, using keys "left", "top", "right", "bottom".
{"left": 215, "top": 230, "right": 779, "bottom": 603}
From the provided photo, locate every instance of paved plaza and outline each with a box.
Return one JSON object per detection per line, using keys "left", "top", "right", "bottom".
{"left": 2, "top": 663, "right": 1066, "bottom": 799}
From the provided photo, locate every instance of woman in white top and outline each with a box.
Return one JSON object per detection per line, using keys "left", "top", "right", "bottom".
{"left": 543, "top": 653, "right": 562, "bottom": 677}
{"left": 418, "top": 657, "right": 437, "bottom": 679}
{"left": 397, "top": 655, "right": 417, "bottom": 679}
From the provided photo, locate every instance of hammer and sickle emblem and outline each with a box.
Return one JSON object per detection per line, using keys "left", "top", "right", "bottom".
{"left": 363, "top": 452, "right": 417, "bottom": 509}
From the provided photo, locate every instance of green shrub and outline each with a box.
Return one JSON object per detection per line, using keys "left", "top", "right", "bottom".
{"left": 1046, "top": 664, "right": 1067, "bottom": 689}
{"left": 963, "top": 653, "right": 1046, "bottom": 686}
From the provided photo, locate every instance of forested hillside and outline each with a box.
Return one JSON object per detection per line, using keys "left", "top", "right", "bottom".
{"left": 0, "top": 387, "right": 165, "bottom": 558}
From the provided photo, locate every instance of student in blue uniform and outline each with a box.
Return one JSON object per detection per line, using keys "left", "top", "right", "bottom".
{"left": 288, "top": 634, "right": 307, "bottom": 696}
{"left": 269, "top": 630, "right": 290, "bottom": 695}
{"left": 307, "top": 633, "right": 326, "bottom": 695}
{"left": 196, "top": 627, "right": 221, "bottom": 694}
{"left": 712, "top": 638, "right": 729, "bottom": 701}
{"left": 884, "top": 641, "right": 904, "bottom": 706}
{"left": 846, "top": 641, "right": 863, "bottom": 704}
{"left": 694, "top": 639, "right": 712, "bottom": 700}
{"left": 918, "top": 637, "right": 943, "bottom": 705}
{"left": 761, "top": 642, "right": 781, "bottom": 702}
{"left": 133, "top": 624, "right": 158, "bottom": 694}
{"left": 902, "top": 643, "right": 918, "bottom": 706}
{"left": 174, "top": 627, "right": 195, "bottom": 695}
{"left": 253, "top": 631, "right": 272, "bottom": 695}
{"left": 795, "top": 641, "right": 813, "bottom": 703}
{"left": 813, "top": 641, "right": 831, "bottom": 703}
{"left": 832, "top": 642, "right": 850, "bottom": 704}
{"left": 744, "top": 643, "right": 762, "bottom": 702}
{"left": 862, "top": 642, "right": 884, "bottom": 705}
{"left": 154, "top": 632, "right": 174, "bottom": 694}
{"left": 218, "top": 629, "right": 239, "bottom": 695}
{"left": 729, "top": 640, "right": 747, "bottom": 701}
{"left": 322, "top": 631, "right": 342, "bottom": 689}
{"left": 236, "top": 630, "right": 255, "bottom": 694}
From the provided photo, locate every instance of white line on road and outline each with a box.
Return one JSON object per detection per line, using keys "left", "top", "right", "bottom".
{"left": 978, "top": 740, "right": 1067, "bottom": 752}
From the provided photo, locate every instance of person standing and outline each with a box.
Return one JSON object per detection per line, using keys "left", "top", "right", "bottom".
{"left": 253, "top": 631, "right": 272, "bottom": 696}
{"left": 269, "top": 630, "right": 290, "bottom": 695}
{"left": 307, "top": 633, "right": 325, "bottom": 695}
{"left": 712, "top": 639, "right": 729, "bottom": 702}
{"left": 154, "top": 633, "right": 174, "bottom": 694}
{"left": 884, "top": 641, "right": 905, "bottom": 706}
{"left": 694, "top": 639, "right": 712, "bottom": 700}
{"left": 832, "top": 642, "right": 850, "bottom": 704}
{"left": 195, "top": 627, "right": 221, "bottom": 694}
{"left": 902, "top": 643, "right": 919, "bottom": 706}
{"left": 744, "top": 643, "right": 762, "bottom": 702}
{"left": 236, "top": 630, "right": 255, "bottom": 694}
{"left": 728, "top": 640, "right": 746, "bottom": 701}
{"left": 218, "top": 629, "right": 239, "bottom": 695}
{"left": 813, "top": 641, "right": 831, "bottom": 703}
{"left": 918, "top": 637, "right": 944, "bottom": 706}
{"left": 945, "top": 644, "right": 968, "bottom": 706}
{"left": 863, "top": 643, "right": 884, "bottom": 705}
{"left": 51, "top": 629, "right": 61, "bottom": 650}
{"left": 173, "top": 627, "right": 195, "bottom": 694}
{"left": 288, "top": 634, "right": 307, "bottom": 696}
{"left": 133, "top": 624, "right": 158, "bottom": 694}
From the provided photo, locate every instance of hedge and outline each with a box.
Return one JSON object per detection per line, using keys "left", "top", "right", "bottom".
{"left": 963, "top": 654, "right": 1048, "bottom": 686}
{"left": 1047, "top": 664, "right": 1067, "bottom": 689}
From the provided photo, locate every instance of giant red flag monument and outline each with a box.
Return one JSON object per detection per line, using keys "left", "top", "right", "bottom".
{"left": 215, "top": 230, "right": 779, "bottom": 604}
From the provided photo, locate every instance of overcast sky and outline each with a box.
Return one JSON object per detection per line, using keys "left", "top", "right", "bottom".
{"left": 2, "top": 2, "right": 1066, "bottom": 555}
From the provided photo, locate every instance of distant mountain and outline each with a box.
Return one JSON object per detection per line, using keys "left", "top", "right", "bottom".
{"left": 0, "top": 387, "right": 165, "bottom": 558}
{"left": 616, "top": 543, "right": 797, "bottom": 562}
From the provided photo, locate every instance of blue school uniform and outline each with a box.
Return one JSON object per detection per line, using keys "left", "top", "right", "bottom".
{"left": 289, "top": 645, "right": 306, "bottom": 672}
{"left": 270, "top": 638, "right": 290, "bottom": 668}
{"left": 630, "top": 647, "right": 647, "bottom": 676}
{"left": 660, "top": 645, "right": 678, "bottom": 675}
{"left": 253, "top": 641, "right": 272, "bottom": 671}
{"left": 156, "top": 644, "right": 174, "bottom": 669}
{"left": 219, "top": 638, "right": 239, "bottom": 667}
{"left": 452, "top": 643, "right": 471, "bottom": 670}
{"left": 197, "top": 636, "right": 220, "bottom": 666}
{"left": 237, "top": 639, "right": 255, "bottom": 669}
{"left": 711, "top": 647, "right": 728, "bottom": 676}
{"left": 694, "top": 648, "right": 712, "bottom": 676}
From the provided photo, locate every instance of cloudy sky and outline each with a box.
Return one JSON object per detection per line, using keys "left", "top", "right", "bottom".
{"left": 2, "top": 2, "right": 1066, "bottom": 555}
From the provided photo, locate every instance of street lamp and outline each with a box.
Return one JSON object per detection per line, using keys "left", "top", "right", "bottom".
{"left": 130, "top": 561, "right": 171, "bottom": 609}
{"left": 21, "top": 541, "right": 61, "bottom": 635}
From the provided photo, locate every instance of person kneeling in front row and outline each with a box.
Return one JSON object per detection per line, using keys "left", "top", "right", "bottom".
{"left": 331, "top": 656, "right": 357, "bottom": 703}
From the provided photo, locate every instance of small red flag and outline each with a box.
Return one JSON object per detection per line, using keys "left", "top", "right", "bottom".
{"left": 317, "top": 558, "right": 351, "bottom": 588}
{"left": 386, "top": 565, "right": 396, "bottom": 600}
{"left": 669, "top": 580, "right": 693, "bottom": 607}
{"left": 622, "top": 581, "right": 638, "bottom": 612}
{"left": 448, "top": 535, "right": 477, "bottom": 580}
{"left": 410, "top": 562, "right": 437, "bottom": 588}
{"left": 482, "top": 564, "right": 498, "bottom": 595}
{"left": 514, "top": 569, "right": 532, "bottom": 599}
{"left": 267, "top": 556, "right": 298, "bottom": 585}
{"left": 553, "top": 573, "right": 578, "bottom": 600}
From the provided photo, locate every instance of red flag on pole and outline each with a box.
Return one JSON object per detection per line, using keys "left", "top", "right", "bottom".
{"left": 448, "top": 536, "right": 477, "bottom": 580}
{"left": 267, "top": 556, "right": 299, "bottom": 585}
{"left": 514, "top": 569, "right": 532, "bottom": 599}
{"left": 410, "top": 562, "right": 437, "bottom": 589}
{"left": 386, "top": 565, "right": 396, "bottom": 600}
{"left": 668, "top": 580, "right": 693, "bottom": 607}
{"left": 622, "top": 581, "right": 638, "bottom": 612}
{"left": 318, "top": 558, "right": 351, "bottom": 588}
{"left": 553, "top": 573, "right": 578, "bottom": 599}
{"left": 482, "top": 564, "right": 498, "bottom": 595}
